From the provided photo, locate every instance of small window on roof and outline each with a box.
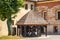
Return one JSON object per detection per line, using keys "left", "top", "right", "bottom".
{"left": 25, "top": 4, "right": 28, "bottom": 10}
{"left": 31, "top": 4, "right": 34, "bottom": 10}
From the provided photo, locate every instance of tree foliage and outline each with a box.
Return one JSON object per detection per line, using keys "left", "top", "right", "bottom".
{"left": 0, "top": 0, "right": 25, "bottom": 35}
{"left": 0, "top": 0, "right": 25, "bottom": 21}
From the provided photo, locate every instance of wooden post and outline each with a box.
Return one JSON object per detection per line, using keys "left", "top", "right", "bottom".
{"left": 37, "top": 27, "right": 38, "bottom": 36}
{"left": 24, "top": 26, "right": 26, "bottom": 37}
{"left": 39, "top": 26, "right": 41, "bottom": 36}
{"left": 37, "top": 26, "right": 41, "bottom": 37}
{"left": 17, "top": 26, "right": 22, "bottom": 36}
{"left": 17, "top": 26, "right": 18, "bottom": 36}
{"left": 45, "top": 26, "right": 47, "bottom": 36}
{"left": 17, "top": 28, "right": 20, "bottom": 36}
{"left": 28, "top": 26, "right": 31, "bottom": 37}
{"left": 16, "top": 27, "right": 17, "bottom": 36}
{"left": 30, "top": 26, "right": 33, "bottom": 37}
{"left": 20, "top": 26, "right": 22, "bottom": 37}
{"left": 17, "top": 26, "right": 19, "bottom": 36}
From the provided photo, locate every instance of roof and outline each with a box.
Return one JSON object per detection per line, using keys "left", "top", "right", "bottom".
{"left": 16, "top": 10, "right": 48, "bottom": 25}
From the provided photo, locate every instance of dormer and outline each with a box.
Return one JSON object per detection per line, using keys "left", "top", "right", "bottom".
{"left": 25, "top": 0, "right": 35, "bottom": 10}
{"left": 25, "top": 0, "right": 53, "bottom": 10}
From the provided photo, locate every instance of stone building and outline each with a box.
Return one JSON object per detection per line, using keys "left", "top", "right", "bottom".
{"left": 0, "top": 0, "right": 60, "bottom": 37}
{"left": 16, "top": 0, "right": 60, "bottom": 37}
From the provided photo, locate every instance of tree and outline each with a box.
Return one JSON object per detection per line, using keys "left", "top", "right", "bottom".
{"left": 0, "top": 0, "right": 25, "bottom": 35}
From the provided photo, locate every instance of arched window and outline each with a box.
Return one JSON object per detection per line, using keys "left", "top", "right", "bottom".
{"left": 41, "top": 11, "right": 46, "bottom": 20}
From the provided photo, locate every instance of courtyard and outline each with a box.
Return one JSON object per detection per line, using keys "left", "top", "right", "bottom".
{"left": 0, "top": 35, "right": 60, "bottom": 40}
{"left": 20, "top": 35, "right": 60, "bottom": 40}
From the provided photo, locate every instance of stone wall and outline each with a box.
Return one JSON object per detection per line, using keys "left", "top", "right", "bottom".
{"left": 36, "top": 1, "right": 60, "bottom": 34}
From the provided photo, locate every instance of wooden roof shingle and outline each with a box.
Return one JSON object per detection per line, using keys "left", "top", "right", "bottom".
{"left": 16, "top": 10, "right": 48, "bottom": 25}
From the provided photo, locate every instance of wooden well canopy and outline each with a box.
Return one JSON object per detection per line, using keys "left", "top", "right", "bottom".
{"left": 16, "top": 10, "right": 48, "bottom": 26}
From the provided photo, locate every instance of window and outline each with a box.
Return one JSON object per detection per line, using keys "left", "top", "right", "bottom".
{"left": 44, "top": 12, "right": 46, "bottom": 20}
{"left": 31, "top": 4, "right": 34, "bottom": 10}
{"left": 58, "top": 11, "right": 60, "bottom": 20}
{"left": 41, "top": 12, "right": 46, "bottom": 20}
{"left": 25, "top": 4, "right": 28, "bottom": 10}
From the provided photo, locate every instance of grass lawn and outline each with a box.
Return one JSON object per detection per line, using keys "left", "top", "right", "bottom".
{"left": 0, "top": 35, "right": 23, "bottom": 40}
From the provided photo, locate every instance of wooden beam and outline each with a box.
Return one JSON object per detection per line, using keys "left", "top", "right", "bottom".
{"left": 17, "top": 24, "right": 47, "bottom": 26}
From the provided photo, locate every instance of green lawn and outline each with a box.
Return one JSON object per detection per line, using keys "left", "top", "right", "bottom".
{"left": 0, "top": 36, "right": 22, "bottom": 40}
